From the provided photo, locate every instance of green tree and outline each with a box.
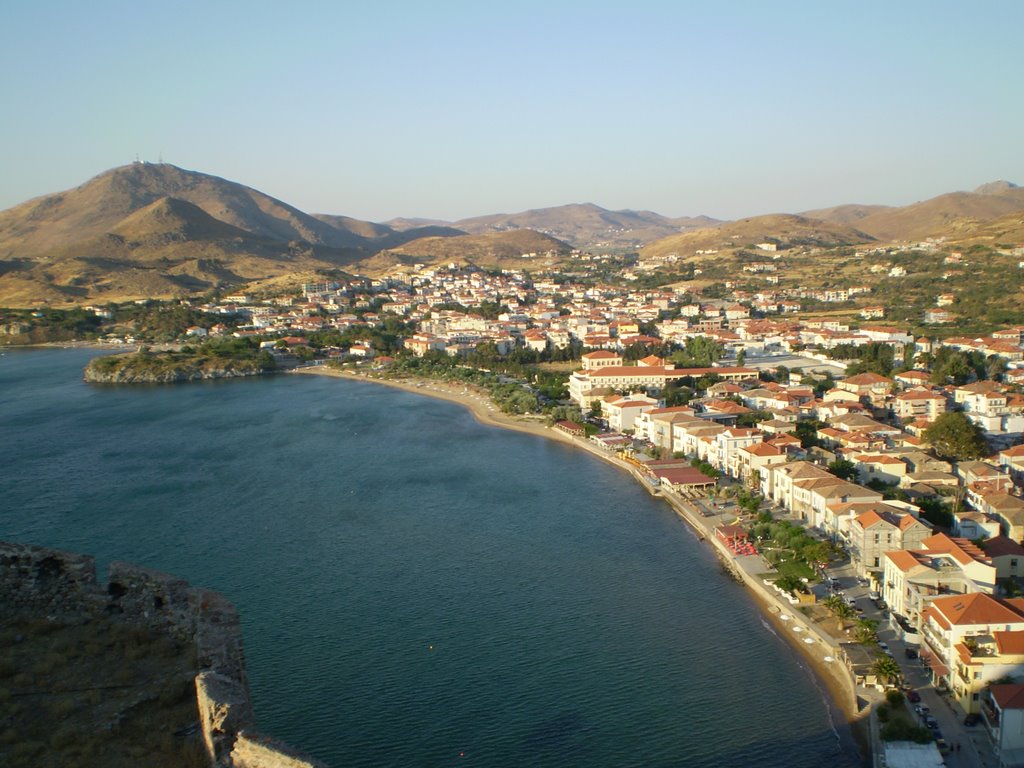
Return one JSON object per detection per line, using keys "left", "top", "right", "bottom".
{"left": 872, "top": 656, "right": 903, "bottom": 686}
{"left": 824, "top": 595, "right": 856, "bottom": 630}
{"left": 923, "top": 412, "right": 988, "bottom": 460}
{"left": 827, "top": 458, "right": 859, "bottom": 481}
{"left": 854, "top": 617, "right": 879, "bottom": 644}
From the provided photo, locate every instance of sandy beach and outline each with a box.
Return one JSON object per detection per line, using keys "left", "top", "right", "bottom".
{"left": 295, "top": 365, "right": 868, "bottom": 749}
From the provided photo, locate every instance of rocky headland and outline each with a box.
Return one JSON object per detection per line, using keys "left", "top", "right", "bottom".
{"left": 83, "top": 349, "right": 276, "bottom": 384}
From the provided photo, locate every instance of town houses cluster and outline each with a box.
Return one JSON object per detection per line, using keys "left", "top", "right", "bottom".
{"left": 570, "top": 345, "right": 1024, "bottom": 721}
{"left": 103, "top": 258, "right": 1024, "bottom": 740}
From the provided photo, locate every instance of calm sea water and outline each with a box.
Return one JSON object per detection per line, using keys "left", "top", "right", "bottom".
{"left": 0, "top": 349, "right": 862, "bottom": 768}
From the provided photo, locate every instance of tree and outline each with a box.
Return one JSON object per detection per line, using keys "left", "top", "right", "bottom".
{"left": 775, "top": 574, "right": 803, "bottom": 594}
{"left": 923, "top": 412, "right": 988, "bottom": 461}
{"left": 827, "top": 458, "right": 859, "bottom": 481}
{"left": 854, "top": 617, "right": 879, "bottom": 644}
{"left": 916, "top": 495, "right": 953, "bottom": 528}
{"left": 736, "top": 349, "right": 746, "bottom": 367}
{"left": 824, "top": 595, "right": 856, "bottom": 630}
{"left": 872, "top": 656, "right": 903, "bottom": 686}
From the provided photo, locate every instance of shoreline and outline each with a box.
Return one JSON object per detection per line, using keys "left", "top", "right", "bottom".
{"left": 296, "top": 365, "right": 869, "bottom": 757}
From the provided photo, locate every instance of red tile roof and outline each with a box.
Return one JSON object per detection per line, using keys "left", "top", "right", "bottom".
{"left": 928, "top": 593, "right": 1024, "bottom": 628}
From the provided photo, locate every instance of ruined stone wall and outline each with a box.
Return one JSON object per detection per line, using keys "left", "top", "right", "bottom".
{"left": 0, "top": 542, "right": 101, "bottom": 614}
{"left": 0, "top": 541, "right": 327, "bottom": 768}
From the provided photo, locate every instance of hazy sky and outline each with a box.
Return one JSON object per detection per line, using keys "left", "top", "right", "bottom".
{"left": 2, "top": 1, "right": 1021, "bottom": 222}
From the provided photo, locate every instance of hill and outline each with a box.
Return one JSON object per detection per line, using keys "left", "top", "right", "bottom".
{"left": 849, "top": 183, "right": 1024, "bottom": 242}
{"left": 312, "top": 213, "right": 394, "bottom": 240}
{"left": 0, "top": 165, "right": 373, "bottom": 305}
{"left": 452, "top": 203, "right": 720, "bottom": 249}
{"left": 799, "top": 203, "right": 892, "bottom": 226}
{"left": 0, "top": 162, "right": 367, "bottom": 256}
{"left": 640, "top": 213, "right": 874, "bottom": 260}
{"left": 311, "top": 214, "right": 467, "bottom": 249}
{"left": 939, "top": 209, "right": 1024, "bottom": 247}
{"left": 359, "top": 229, "right": 573, "bottom": 273}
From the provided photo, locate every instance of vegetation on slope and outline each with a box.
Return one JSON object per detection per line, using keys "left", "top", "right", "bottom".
{"left": 84, "top": 337, "right": 276, "bottom": 383}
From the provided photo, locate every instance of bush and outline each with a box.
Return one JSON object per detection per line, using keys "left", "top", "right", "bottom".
{"left": 880, "top": 719, "right": 933, "bottom": 743}
{"left": 885, "top": 689, "right": 905, "bottom": 706}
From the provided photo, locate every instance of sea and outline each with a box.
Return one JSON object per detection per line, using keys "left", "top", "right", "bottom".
{"left": 0, "top": 348, "right": 864, "bottom": 768}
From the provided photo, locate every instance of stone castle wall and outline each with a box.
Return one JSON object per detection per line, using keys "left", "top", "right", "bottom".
{"left": 0, "top": 541, "right": 326, "bottom": 768}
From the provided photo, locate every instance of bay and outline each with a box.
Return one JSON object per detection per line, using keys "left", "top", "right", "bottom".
{"left": 0, "top": 349, "right": 861, "bottom": 767}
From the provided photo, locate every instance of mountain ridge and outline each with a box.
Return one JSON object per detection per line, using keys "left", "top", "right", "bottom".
{"left": 1, "top": 163, "right": 1022, "bottom": 307}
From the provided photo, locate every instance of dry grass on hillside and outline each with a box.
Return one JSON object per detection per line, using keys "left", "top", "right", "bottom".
{"left": 0, "top": 613, "right": 205, "bottom": 768}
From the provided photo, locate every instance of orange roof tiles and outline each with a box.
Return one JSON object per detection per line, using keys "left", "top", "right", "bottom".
{"left": 886, "top": 550, "right": 924, "bottom": 573}
{"left": 994, "top": 631, "right": 1024, "bottom": 655}
{"left": 928, "top": 593, "right": 1024, "bottom": 628}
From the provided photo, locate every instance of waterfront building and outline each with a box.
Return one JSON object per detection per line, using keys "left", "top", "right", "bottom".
{"left": 602, "top": 394, "right": 659, "bottom": 433}
{"left": 921, "top": 593, "right": 1024, "bottom": 713}
{"left": 634, "top": 406, "right": 694, "bottom": 450}
{"left": 567, "top": 365, "right": 758, "bottom": 409}
{"left": 884, "top": 534, "right": 997, "bottom": 631}
{"left": 845, "top": 504, "right": 932, "bottom": 576}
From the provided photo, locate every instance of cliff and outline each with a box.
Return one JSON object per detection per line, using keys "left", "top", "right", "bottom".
{"left": 0, "top": 540, "right": 326, "bottom": 768}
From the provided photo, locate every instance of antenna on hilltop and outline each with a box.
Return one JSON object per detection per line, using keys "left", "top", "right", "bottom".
{"left": 134, "top": 153, "right": 140, "bottom": 165}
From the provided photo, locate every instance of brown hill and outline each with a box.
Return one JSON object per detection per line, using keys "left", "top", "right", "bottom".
{"left": 799, "top": 204, "right": 892, "bottom": 226}
{"left": 109, "top": 196, "right": 257, "bottom": 245}
{"left": 452, "top": 203, "right": 720, "bottom": 248}
{"left": 383, "top": 217, "right": 455, "bottom": 232}
{"left": 312, "top": 213, "right": 395, "bottom": 240}
{"left": 0, "top": 165, "right": 377, "bottom": 305}
{"left": 940, "top": 209, "right": 1024, "bottom": 246}
{"left": 360, "top": 229, "right": 572, "bottom": 273}
{"left": 851, "top": 184, "right": 1024, "bottom": 241}
{"left": 640, "top": 214, "right": 873, "bottom": 260}
{"left": 0, "top": 162, "right": 367, "bottom": 259}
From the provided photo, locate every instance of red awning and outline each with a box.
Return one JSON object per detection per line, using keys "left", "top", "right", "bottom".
{"left": 921, "top": 650, "right": 950, "bottom": 678}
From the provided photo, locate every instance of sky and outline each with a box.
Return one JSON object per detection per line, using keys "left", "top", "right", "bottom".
{"left": 1, "top": 0, "right": 1022, "bottom": 222}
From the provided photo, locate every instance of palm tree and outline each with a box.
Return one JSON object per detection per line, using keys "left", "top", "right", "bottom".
{"left": 873, "top": 656, "right": 902, "bottom": 687}
{"left": 824, "top": 595, "right": 856, "bottom": 630}
{"left": 854, "top": 617, "right": 879, "bottom": 644}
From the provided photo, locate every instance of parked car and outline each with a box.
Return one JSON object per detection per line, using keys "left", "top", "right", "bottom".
{"left": 914, "top": 704, "right": 929, "bottom": 716}
{"left": 904, "top": 648, "right": 918, "bottom": 659}
{"left": 878, "top": 642, "right": 889, "bottom": 652}
{"left": 868, "top": 590, "right": 880, "bottom": 601}
{"left": 935, "top": 738, "right": 950, "bottom": 755}
{"left": 907, "top": 690, "right": 921, "bottom": 703}
{"left": 925, "top": 716, "right": 939, "bottom": 730}
{"left": 964, "top": 713, "right": 981, "bottom": 726}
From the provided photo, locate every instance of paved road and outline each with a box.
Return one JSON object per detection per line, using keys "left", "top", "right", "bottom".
{"left": 824, "top": 560, "right": 997, "bottom": 768}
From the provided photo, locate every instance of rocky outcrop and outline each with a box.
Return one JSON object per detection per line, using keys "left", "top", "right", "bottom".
{"left": 1, "top": 540, "right": 325, "bottom": 768}
{"left": 83, "top": 353, "right": 272, "bottom": 383}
